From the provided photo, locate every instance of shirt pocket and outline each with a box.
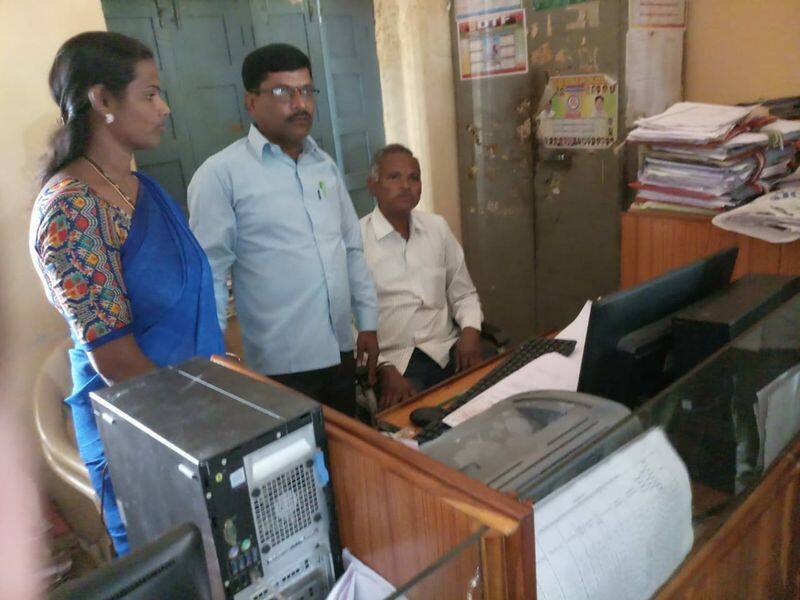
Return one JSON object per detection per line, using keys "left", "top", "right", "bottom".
{"left": 418, "top": 266, "right": 446, "bottom": 309}
{"left": 309, "top": 175, "right": 343, "bottom": 241}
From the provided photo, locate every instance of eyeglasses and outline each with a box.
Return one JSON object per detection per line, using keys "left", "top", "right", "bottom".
{"left": 254, "top": 85, "right": 319, "bottom": 102}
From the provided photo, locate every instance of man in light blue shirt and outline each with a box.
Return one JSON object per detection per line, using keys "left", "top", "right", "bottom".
{"left": 188, "top": 44, "right": 379, "bottom": 416}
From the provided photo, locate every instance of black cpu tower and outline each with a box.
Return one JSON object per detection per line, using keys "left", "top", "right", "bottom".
{"left": 90, "top": 358, "right": 342, "bottom": 600}
{"left": 672, "top": 274, "right": 800, "bottom": 377}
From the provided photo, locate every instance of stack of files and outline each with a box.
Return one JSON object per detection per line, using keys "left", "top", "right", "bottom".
{"left": 627, "top": 102, "right": 800, "bottom": 215}
{"left": 627, "top": 102, "right": 768, "bottom": 145}
{"left": 741, "top": 96, "right": 800, "bottom": 120}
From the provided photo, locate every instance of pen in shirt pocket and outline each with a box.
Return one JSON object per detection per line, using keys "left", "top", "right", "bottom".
{"left": 317, "top": 180, "right": 327, "bottom": 200}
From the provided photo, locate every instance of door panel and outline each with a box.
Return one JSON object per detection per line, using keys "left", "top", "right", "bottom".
{"left": 102, "top": 1, "right": 195, "bottom": 210}
{"left": 449, "top": 9, "right": 538, "bottom": 341}
{"left": 249, "top": 0, "right": 338, "bottom": 160}
{"left": 319, "top": 0, "right": 385, "bottom": 216}
{"left": 170, "top": 1, "right": 253, "bottom": 169}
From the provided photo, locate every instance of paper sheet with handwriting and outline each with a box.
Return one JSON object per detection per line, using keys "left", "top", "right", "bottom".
{"left": 757, "top": 364, "right": 800, "bottom": 470}
{"left": 534, "top": 427, "right": 693, "bottom": 600}
{"left": 444, "top": 301, "right": 591, "bottom": 427}
{"left": 326, "top": 548, "right": 400, "bottom": 600}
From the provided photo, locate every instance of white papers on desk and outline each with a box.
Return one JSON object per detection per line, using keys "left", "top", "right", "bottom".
{"left": 756, "top": 364, "right": 800, "bottom": 470}
{"left": 443, "top": 301, "right": 592, "bottom": 427}
{"left": 712, "top": 189, "right": 800, "bottom": 243}
{"left": 326, "top": 549, "right": 400, "bottom": 600}
{"left": 534, "top": 427, "right": 693, "bottom": 600}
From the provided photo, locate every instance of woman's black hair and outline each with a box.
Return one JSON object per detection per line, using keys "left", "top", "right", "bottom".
{"left": 41, "top": 31, "right": 153, "bottom": 185}
{"left": 242, "top": 43, "right": 312, "bottom": 92}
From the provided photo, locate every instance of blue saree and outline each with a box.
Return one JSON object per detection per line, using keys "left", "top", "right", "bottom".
{"left": 65, "top": 172, "right": 224, "bottom": 555}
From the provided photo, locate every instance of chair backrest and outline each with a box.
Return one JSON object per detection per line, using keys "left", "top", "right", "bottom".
{"left": 33, "top": 338, "right": 97, "bottom": 505}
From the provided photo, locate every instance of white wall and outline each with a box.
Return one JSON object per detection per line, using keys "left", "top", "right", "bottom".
{"left": 0, "top": 0, "right": 108, "bottom": 544}
{"left": 685, "top": 0, "right": 800, "bottom": 104}
{"left": 373, "top": 0, "right": 463, "bottom": 240}
{"left": 0, "top": 0, "right": 106, "bottom": 413}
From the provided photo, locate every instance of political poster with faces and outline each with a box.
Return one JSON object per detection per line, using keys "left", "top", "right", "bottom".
{"left": 536, "top": 73, "right": 619, "bottom": 149}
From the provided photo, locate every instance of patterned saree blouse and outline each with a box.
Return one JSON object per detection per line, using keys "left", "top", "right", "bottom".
{"left": 31, "top": 178, "right": 134, "bottom": 348}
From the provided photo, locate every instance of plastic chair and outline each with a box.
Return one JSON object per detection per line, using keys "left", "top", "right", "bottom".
{"left": 33, "top": 339, "right": 97, "bottom": 508}
{"left": 34, "top": 339, "right": 114, "bottom": 563}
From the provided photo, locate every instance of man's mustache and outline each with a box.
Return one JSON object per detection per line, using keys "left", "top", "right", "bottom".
{"left": 287, "top": 111, "right": 312, "bottom": 122}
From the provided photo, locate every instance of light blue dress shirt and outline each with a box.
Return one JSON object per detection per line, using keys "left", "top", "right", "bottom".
{"left": 188, "top": 124, "right": 378, "bottom": 375}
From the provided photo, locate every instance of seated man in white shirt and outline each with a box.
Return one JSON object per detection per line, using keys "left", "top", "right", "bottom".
{"left": 361, "top": 144, "right": 484, "bottom": 407}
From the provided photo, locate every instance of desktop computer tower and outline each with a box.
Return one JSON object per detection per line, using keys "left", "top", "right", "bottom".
{"left": 90, "top": 358, "right": 342, "bottom": 600}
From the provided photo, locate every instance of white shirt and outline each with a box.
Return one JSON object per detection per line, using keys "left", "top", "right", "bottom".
{"left": 360, "top": 206, "right": 483, "bottom": 374}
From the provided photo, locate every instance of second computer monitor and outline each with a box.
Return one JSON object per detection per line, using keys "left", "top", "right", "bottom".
{"left": 578, "top": 247, "right": 738, "bottom": 405}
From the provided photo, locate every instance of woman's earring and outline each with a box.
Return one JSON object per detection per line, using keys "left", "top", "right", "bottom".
{"left": 105, "top": 113, "right": 115, "bottom": 124}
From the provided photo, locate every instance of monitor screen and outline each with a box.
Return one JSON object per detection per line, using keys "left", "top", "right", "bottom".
{"left": 49, "top": 523, "right": 211, "bottom": 600}
{"left": 578, "top": 247, "right": 738, "bottom": 405}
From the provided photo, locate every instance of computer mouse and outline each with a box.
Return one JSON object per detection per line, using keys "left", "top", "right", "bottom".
{"left": 409, "top": 406, "right": 446, "bottom": 428}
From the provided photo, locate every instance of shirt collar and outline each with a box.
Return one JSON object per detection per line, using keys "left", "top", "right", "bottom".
{"left": 370, "top": 205, "right": 423, "bottom": 240}
{"left": 247, "top": 123, "right": 320, "bottom": 160}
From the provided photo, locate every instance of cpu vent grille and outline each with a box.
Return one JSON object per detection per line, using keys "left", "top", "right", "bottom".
{"left": 252, "top": 462, "right": 319, "bottom": 549}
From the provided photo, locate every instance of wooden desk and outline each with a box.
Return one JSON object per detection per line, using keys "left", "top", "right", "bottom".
{"left": 378, "top": 354, "right": 505, "bottom": 431}
{"left": 621, "top": 210, "right": 800, "bottom": 288}
{"left": 376, "top": 358, "right": 800, "bottom": 599}
{"left": 215, "top": 328, "right": 800, "bottom": 598}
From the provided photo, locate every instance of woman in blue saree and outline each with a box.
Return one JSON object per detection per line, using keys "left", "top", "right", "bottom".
{"left": 30, "top": 32, "right": 224, "bottom": 556}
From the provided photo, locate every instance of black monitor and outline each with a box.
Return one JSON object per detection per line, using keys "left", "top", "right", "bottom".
{"left": 49, "top": 523, "right": 211, "bottom": 600}
{"left": 578, "top": 247, "right": 739, "bottom": 406}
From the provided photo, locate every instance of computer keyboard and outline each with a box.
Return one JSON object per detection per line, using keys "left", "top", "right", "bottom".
{"left": 415, "top": 336, "right": 577, "bottom": 444}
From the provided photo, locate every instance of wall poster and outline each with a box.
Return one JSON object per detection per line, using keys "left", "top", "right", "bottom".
{"left": 455, "top": 0, "right": 521, "bottom": 19}
{"left": 536, "top": 73, "right": 619, "bottom": 149}
{"left": 533, "top": 0, "right": 591, "bottom": 10}
{"left": 457, "top": 9, "right": 529, "bottom": 80}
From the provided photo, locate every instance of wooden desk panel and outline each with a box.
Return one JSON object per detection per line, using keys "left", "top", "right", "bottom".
{"left": 620, "top": 210, "right": 800, "bottom": 288}
{"left": 378, "top": 355, "right": 505, "bottom": 431}
{"left": 325, "top": 414, "right": 535, "bottom": 598}
{"left": 656, "top": 434, "right": 800, "bottom": 599}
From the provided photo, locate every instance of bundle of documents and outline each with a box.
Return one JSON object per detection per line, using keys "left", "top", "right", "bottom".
{"left": 741, "top": 95, "right": 800, "bottom": 121}
{"left": 628, "top": 102, "right": 767, "bottom": 145}
{"left": 627, "top": 102, "right": 800, "bottom": 215}
{"left": 711, "top": 189, "right": 800, "bottom": 243}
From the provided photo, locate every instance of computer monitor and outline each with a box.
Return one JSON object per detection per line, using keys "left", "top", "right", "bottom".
{"left": 578, "top": 247, "right": 739, "bottom": 406}
{"left": 49, "top": 523, "right": 211, "bottom": 600}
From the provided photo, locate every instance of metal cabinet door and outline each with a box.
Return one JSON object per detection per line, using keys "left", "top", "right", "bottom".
{"left": 452, "top": 0, "right": 626, "bottom": 339}
{"left": 530, "top": 0, "right": 627, "bottom": 332}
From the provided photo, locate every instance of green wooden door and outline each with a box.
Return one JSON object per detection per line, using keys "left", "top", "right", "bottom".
{"left": 103, "top": 0, "right": 385, "bottom": 216}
